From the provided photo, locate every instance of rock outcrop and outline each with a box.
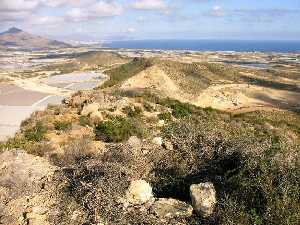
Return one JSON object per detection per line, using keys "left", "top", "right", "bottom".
{"left": 0, "top": 150, "right": 57, "bottom": 224}
{"left": 0, "top": 150, "right": 86, "bottom": 225}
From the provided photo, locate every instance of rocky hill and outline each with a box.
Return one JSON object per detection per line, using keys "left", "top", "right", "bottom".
{"left": 0, "top": 27, "right": 71, "bottom": 50}
{"left": 0, "top": 57, "right": 299, "bottom": 225}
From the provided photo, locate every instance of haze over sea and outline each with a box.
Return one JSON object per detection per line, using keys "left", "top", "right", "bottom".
{"left": 104, "top": 40, "right": 300, "bottom": 53}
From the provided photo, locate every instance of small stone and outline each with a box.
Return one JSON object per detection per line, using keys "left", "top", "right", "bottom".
{"left": 158, "top": 120, "right": 165, "bottom": 127}
{"left": 190, "top": 182, "right": 216, "bottom": 217}
{"left": 126, "top": 180, "right": 153, "bottom": 204}
{"left": 152, "top": 137, "right": 163, "bottom": 146}
{"left": 163, "top": 140, "right": 173, "bottom": 151}
{"left": 127, "top": 136, "right": 142, "bottom": 149}
{"left": 151, "top": 198, "right": 193, "bottom": 218}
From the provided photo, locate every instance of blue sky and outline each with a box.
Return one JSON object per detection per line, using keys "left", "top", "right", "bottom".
{"left": 0, "top": 0, "right": 299, "bottom": 41}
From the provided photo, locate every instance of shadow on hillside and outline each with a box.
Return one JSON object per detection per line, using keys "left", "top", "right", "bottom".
{"left": 152, "top": 153, "right": 242, "bottom": 202}
{"left": 253, "top": 93, "right": 300, "bottom": 114}
{"left": 241, "top": 76, "right": 300, "bottom": 93}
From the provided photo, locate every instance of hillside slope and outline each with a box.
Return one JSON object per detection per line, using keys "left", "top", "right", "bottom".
{"left": 1, "top": 86, "right": 299, "bottom": 225}
{"left": 103, "top": 58, "right": 300, "bottom": 113}
{"left": 0, "top": 57, "right": 299, "bottom": 225}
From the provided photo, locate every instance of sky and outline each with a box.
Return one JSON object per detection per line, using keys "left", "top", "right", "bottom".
{"left": 0, "top": 0, "right": 300, "bottom": 42}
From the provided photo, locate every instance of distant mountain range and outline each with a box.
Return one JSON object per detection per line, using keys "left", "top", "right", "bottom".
{"left": 0, "top": 27, "right": 72, "bottom": 50}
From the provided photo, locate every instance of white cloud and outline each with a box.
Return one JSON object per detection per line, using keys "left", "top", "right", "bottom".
{"left": 211, "top": 5, "right": 225, "bottom": 17}
{"left": 42, "top": 0, "right": 68, "bottom": 7}
{"left": 91, "top": 1, "right": 123, "bottom": 17}
{"left": 28, "top": 15, "right": 64, "bottom": 25}
{"left": 66, "top": 1, "right": 124, "bottom": 22}
{"left": 132, "top": 0, "right": 168, "bottom": 11}
{"left": 137, "top": 16, "right": 145, "bottom": 22}
{"left": 66, "top": 8, "right": 89, "bottom": 22}
{"left": 43, "top": 0, "right": 96, "bottom": 8}
{"left": 0, "top": 11, "right": 31, "bottom": 22}
{"left": 127, "top": 27, "right": 136, "bottom": 33}
{"left": 0, "top": 0, "right": 40, "bottom": 11}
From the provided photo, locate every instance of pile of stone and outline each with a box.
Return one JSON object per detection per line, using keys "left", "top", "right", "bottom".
{"left": 124, "top": 179, "right": 217, "bottom": 219}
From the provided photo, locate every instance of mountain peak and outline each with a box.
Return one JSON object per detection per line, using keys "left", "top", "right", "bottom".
{"left": 0, "top": 27, "right": 23, "bottom": 36}
{"left": 6, "top": 27, "right": 23, "bottom": 34}
{"left": 0, "top": 27, "right": 71, "bottom": 49}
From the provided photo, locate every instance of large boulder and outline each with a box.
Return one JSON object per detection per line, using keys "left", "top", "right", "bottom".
{"left": 151, "top": 198, "right": 193, "bottom": 218}
{"left": 126, "top": 180, "right": 153, "bottom": 204}
{"left": 81, "top": 103, "right": 100, "bottom": 117}
{"left": 190, "top": 182, "right": 216, "bottom": 217}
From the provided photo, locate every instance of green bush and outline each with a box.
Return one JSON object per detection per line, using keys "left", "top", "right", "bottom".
{"left": 0, "top": 136, "right": 27, "bottom": 151}
{"left": 24, "top": 122, "right": 47, "bottom": 142}
{"left": 79, "top": 116, "right": 92, "bottom": 127}
{"left": 164, "top": 99, "right": 193, "bottom": 118}
{"left": 122, "top": 106, "right": 142, "bottom": 117}
{"left": 95, "top": 116, "right": 146, "bottom": 142}
{"left": 143, "top": 102, "right": 154, "bottom": 112}
{"left": 54, "top": 121, "right": 72, "bottom": 131}
{"left": 158, "top": 112, "right": 172, "bottom": 121}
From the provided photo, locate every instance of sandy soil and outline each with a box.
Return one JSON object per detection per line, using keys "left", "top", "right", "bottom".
{"left": 121, "top": 66, "right": 300, "bottom": 113}
{"left": 121, "top": 65, "right": 192, "bottom": 103}
{"left": 195, "top": 83, "right": 300, "bottom": 112}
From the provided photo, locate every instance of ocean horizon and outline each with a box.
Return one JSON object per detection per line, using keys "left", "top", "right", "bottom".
{"left": 103, "top": 39, "right": 300, "bottom": 53}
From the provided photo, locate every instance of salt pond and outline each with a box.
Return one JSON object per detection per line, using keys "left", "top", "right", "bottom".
{"left": 0, "top": 71, "right": 106, "bottom": 141}
{"left": 46, "top": 71, "right": 105, "bottom": 84}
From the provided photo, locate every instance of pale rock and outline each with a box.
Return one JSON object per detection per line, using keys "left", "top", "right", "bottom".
{"left": 127, "top": 136, "right": 142, "bottom": 149}
{"left": 151, "top": 198, "right": 193, "bottom": 218}
{"left": 163, "top": 140, "right": 173, "bottom": 151}
{"left": 32, "top": 206, "right": 48, "bottom": 215}
{"left": 126, "top": 180, "right": 153, "bottom": 204}
{"left": 81, "top": 103, "right": 100, "bottom": 116}
{"left": 90, "top": 111, "right": 103, "bottom": 121}
{"left": 152, "top": 137, "right": 163, "bottom": 146}
{"left": 190, "top": 182, "right": 216, "bottom": 217}
{"left": 158, "top": 120, "right": 165, "bottom": 127}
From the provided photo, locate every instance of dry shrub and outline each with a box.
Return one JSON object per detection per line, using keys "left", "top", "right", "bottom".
{"left": 51, "top": 137, "right": 95, "bottom": 166}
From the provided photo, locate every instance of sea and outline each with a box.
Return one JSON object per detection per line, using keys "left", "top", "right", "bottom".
{"left": 103, "top": 39, "right": 300, "bottom": 53}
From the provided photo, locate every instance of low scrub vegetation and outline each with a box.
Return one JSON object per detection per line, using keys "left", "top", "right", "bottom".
{"left": 95, "top": 116, "right": 147, "bottom": 142}
{"left": 1, "top": 78, "right": 299, "bottom": 225}
{"left": 102, "top": 58, "right": 152, "bottom": 88}
{"left": 158, "top": 112, "right": 172, "bottom": 121}
{"left": 23, "top": 122, "right": 47, "bottom": 142}
{"left": 79, "top": 115, "right": 92, "bottom": 127}
{"left": 122, "top": 105, "right": 142, "bottom": 118}
{"left": 54, "top": 120, "right": 72, "bottom": 131}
